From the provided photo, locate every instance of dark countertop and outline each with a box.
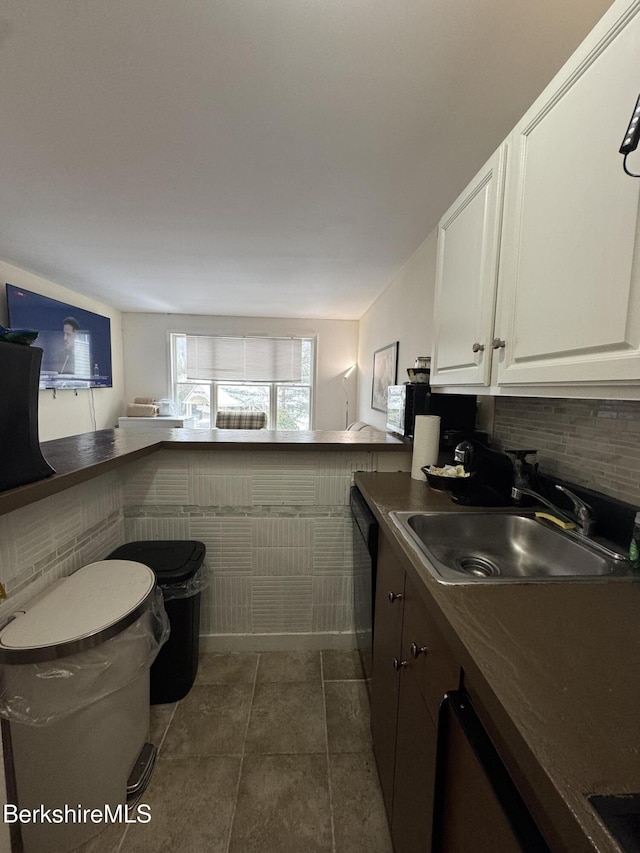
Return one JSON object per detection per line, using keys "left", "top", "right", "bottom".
{"left": 0, "top": 427, "right": 409, "bottom": 516}
{"left": 354, "top": 471, "right": 640, "bottom": 853}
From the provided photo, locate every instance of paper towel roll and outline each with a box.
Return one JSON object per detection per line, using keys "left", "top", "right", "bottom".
{"left": 411, "top": 415, "right": 441, "bottom": 480}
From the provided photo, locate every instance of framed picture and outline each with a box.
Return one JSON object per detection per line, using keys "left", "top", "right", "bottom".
{"left": 371, "top": 342, "right": 399, "bottom": 412}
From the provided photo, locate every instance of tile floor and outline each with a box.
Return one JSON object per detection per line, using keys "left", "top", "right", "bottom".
{"left": 74, "top": 650, "right": 393, "bottom": 853}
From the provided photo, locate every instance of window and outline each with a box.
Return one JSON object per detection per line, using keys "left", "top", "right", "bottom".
{"left": 171, "top": 334, "right": 314, "bottom": 430}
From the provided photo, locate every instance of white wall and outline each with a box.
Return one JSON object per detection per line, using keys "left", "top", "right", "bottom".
{"left": 122, "top": 313, "right": 358, "bottom": 431}
{"left": 356, "top": 232, "right": 494, "bottom": 433}
{"left": 357, "top": 230, "right": 438, "bottom": 428}
{"left": 0, "top": 260, "right": 124, "bottom": 441}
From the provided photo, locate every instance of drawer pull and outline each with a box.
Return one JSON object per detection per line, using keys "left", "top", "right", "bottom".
{"left": 392, "top": 658, "right": 407, "bottom": 671}
{"left": 492, "top": 337, "right": 506, "bottom": 349}
{"left": 410, "top": 642, "right": 428, "bottom": 659}
{"left": 388, "top": 591, "right": 403, "bottom": 603}
{"left": 472, "top": 341, "right": 485, "bottom": 353}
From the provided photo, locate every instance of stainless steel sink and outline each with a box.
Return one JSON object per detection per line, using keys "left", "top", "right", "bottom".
{"left": 389, "top": 511, "right": 634, "bottom": 584}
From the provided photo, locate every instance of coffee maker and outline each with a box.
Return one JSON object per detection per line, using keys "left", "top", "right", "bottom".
{"left": 450, "top": 439, "right": 515, "bottom": 507}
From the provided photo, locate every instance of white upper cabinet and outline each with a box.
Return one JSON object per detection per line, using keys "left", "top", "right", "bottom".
{"left": 430, "top": 144, "right": 507, "bottom": 387}
{"left": 494, "top": 0, "right": 640, "bottom": 389}
{"left": 431, "top": 0, "right": 640, "bottom": 397}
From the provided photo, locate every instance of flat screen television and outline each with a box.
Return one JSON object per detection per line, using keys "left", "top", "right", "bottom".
{"left": 6, "top": 283, "right": 113, "bottom": 390}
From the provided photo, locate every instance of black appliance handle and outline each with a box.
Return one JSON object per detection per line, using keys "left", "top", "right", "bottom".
{"left": 432, "top": 691, "right": 550, "bottom": 853}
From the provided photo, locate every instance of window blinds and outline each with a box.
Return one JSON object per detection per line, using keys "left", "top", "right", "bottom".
{"left": 185, "top": 335, "right": 303, "bottom": 382}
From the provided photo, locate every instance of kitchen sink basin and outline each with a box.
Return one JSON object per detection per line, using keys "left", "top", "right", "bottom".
{"left": 389, "top": 511, "right": 633, "bottom": 584}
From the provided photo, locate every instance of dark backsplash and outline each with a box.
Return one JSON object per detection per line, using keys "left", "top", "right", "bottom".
{"left": 491, "top": 397, "right": 640, "bottom": 507}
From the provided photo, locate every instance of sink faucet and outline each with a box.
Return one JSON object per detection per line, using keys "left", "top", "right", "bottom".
{"left": 511, "top": 484, "right": 596, "bottom": 537}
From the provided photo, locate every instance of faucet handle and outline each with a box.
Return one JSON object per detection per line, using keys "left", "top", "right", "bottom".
{"left": 554, "top": 485, "right": 595, "bottom": 533}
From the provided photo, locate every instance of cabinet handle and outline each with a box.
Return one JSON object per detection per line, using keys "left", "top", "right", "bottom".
{"left": 472, "top": 342, "right": 485, "bottom": 353}
{"left": 410, "top": 642, "right": 428, "bottom": 658}
{"left": 392, "top": 658, "right": 407, "bottom": 671}
{"left": 492, "top": 337, "right": 506, "bottom": 349}
{"left": 388, "top": 591, "right": 403, "bottom": 603}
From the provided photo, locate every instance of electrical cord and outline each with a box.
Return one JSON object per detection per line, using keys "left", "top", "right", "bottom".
{"left": 623, "top": 152, "right": 640, "bottom": 178}
{"left": 89, "top": 386, "right": 97, "bottom": 431}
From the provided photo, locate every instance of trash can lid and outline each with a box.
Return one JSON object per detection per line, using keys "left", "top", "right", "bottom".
{"left": 106, "top": 540, "right": 206, "bottom": 584}
{"left": 0, "top": 560, "right": 156, "bottom": 664}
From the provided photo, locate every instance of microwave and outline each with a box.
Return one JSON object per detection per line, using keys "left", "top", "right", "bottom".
{"left": 386, "top": 384, "right": 476, "bottom": 439}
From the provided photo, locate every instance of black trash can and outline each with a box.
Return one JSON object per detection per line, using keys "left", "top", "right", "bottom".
{"left": 107, "top": 540, "right": 206, "bottom": 704}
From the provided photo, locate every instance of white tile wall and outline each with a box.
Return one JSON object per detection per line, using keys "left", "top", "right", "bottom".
{"left": 120, "top": 448, "right": 407, "bottom": 641}
{"left": 252, "top": 577, "right": 314, "bottom": 633}
{"left": 253, "top": 544, "right": 313, "bottom": 576}
{"left": 190, "top": 517, "right": 253, "bottom": 574}
{"left": 119, "top": 458, "right": 156, "bottom": 505}
{"left": 312, "top": 576, "right": 354, "bottom": 632}
{"left": 80, "top": 472, "right": 123, "bottom": 528}
{"left": 189, "top": 473, "right": 252, "bottom": 506}
{"left": 0, "top": 471, "right": 124, "bottom": 624}
{"left": 313, "top": 517, "right": 352, "bottom": 574}
{"left": 251, "top": 451, "right": 324, "bottom": 505}
{"left": 202, "top": 576, "right": 252, "bottom": 634}
{"left": 492, "top": 397, "right": 640, "bottom": 504}
{"left": 124, "top": 515, "right": 191, "bottom": 542}
{"left": 252, "top": 517, "right": 313, "bottom": 576}
{"left": 0, "top": 446, "right": 411, "bottom": 643}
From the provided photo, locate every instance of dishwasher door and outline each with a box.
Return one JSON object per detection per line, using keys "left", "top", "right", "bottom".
{"left": 350, "top": 487, "right": 378, "bottom": 689}
{"left": 432, "top": 691, "right": 550, "bottom": 853}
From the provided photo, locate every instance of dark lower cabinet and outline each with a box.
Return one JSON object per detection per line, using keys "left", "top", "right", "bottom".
{"left": 391, "top": 668, "right": 438, "bottom": 853}
{"left": 371, "top": 533, "right": 459, "bottom": 853}
{"left": 432, "top": 692, "right": 550, "bottom": 853}
{"left": 371, "top": 531, "right": 550, "bottom": 853}
{"left": 370, "top": 534, "right": 405, "bottom": 821}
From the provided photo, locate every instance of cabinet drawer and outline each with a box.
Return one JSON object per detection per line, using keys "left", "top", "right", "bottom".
{"left": 401, "top": 574, "right": 459, "bottom": 724}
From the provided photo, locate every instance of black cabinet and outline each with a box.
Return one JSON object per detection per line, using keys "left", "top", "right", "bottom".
{"left": 392, "top": 666, "right": 438, "bottom": 853}
{"left": 371, "top": 533, "right": 459, "bottom": 853}
{"left": 432, "top": 692, "right": 550, "bottom": 853}
{"left": 370, "top": 533, "right": 405, "bottom": 821}
{"left": 371, "top": 531, "right": 551, "bottom": 853}
{"left": 0, "top": 343, "right": 54, "bottom": 492}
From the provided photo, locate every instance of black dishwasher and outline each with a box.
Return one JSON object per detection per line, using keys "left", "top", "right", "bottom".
{"left": 432, "top": 690, "right": 550, "bottom": 852}
{"left": 350, "top": 486, "right": 379, "bottom": 692}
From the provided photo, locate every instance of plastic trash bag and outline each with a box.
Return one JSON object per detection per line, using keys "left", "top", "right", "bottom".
{"left": 0, "top": 589, "right": 170, "bottom": 726}
{"left": 160, "top": 560, "right": 212, "bottom": 601}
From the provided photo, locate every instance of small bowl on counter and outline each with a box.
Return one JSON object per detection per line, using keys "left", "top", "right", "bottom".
{"left": 407, "top": 368, "right": 430, "bottom": 383}
{"left": 422, "top": 465, "right": 475, "bottom": 497}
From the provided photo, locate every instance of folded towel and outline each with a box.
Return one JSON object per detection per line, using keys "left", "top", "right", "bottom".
{"left": 126, "top": 403, "right": 159, "bottom": 417}
{"left": 134, "top": 397, "right": 155, "bottom": 404}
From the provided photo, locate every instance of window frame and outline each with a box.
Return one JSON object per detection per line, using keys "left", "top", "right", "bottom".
{"left": 169, "top": 333, "right": 315, "bottom": 430}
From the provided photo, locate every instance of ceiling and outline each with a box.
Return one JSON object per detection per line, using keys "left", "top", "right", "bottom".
{"left": 0, "top": 0, "right": 615, "bottom": 320}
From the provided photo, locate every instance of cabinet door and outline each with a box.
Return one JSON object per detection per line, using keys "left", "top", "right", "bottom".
{"left": 402, "top": 575, "right": 459, "bottom": 725}
{"left": 370, "top": 534, "right": 406, "bottom": 821}
{"left": 495, "top": 0, "right": 640, "bottom": 388}
{"left": 391, "top": 669, "right": 438, "bottom": 853}
{"left": 432, "top": 693, "right": 549, "bottom": 853}
{"left": 430, "top": 144, "right": 507, "bottom": 388}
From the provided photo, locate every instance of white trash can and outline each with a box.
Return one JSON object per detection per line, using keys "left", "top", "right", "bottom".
{"left": 0, "top": 560, "right": 169, "bottom": 853}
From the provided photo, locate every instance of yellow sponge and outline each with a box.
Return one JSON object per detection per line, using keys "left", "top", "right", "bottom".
{"left": 534, "top": 512, "right": 576, "bottom": 530}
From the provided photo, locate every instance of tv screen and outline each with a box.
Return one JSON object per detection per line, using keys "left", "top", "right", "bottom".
{"left": 6, "top": 283, "right": 113, "bottom": 390}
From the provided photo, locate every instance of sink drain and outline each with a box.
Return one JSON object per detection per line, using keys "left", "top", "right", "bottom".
{"left": 454, "top": 556, "right": 501, "bottom": 578}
